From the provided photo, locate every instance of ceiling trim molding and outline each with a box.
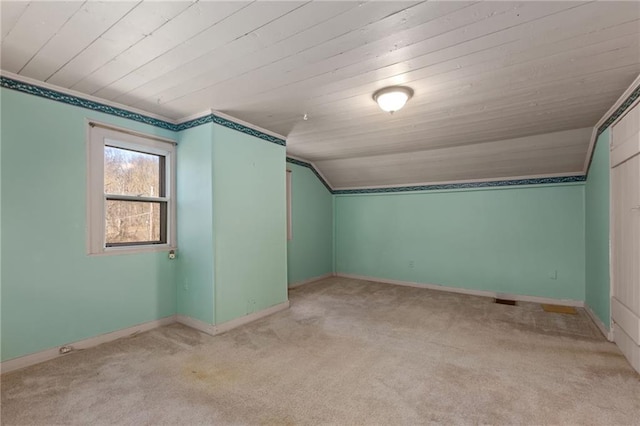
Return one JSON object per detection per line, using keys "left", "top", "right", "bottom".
{"left": 286, "top": 156, "right": 333, "bottom": 192}
{"left": 584, "top": 73, "right": 640, "bottom": 174}
{"left": 596, "top": 80, "right": 640, "bottom": 135}
{"left": 332, "top": 175, "right": 587, "bottom": 195}
{"left": 0, "top": 73, "right": 177, "bottom": 130}
{"left": 177, "top": 109, "right": 287, "bottom": 142}
{"left": 286, "top": 152, "right": 586, "bottom": 195}
{"left": 177, "top": 113, "right": 285, "bottom": 146}
{"left": 0, "top": 72, "right": 285, "bottom": 147}
{"left": 333, "top": 171, "right": 584, "bottom": 192}
{"left": 0, "top": 71, "right": 177, "bottom": 124}
{"left": 0, "top": 72, "right": 595, "bottom": 193}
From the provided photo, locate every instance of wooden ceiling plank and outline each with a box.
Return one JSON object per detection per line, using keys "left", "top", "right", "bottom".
{"left": 159, "top": 1, "right": 585, "bottom": 116}
{"left": 247, "top": 73, "right": 626, "bottom": 144}
{"left": 320, "top": 129, "right": 591, "bottom": 187}
{"left": 291, "top": 103, "right": 619, "bottom": 160}
{"left": 99, "top": 1, "right": 314, "bottom": 102}
{"left": 234, "top": 1, "right": 584, "bottom": 106}
{"left": 295, "top": 106, "right": 612, "bottom": 160}
{"left": 320, "top": 146, "right": 589, "bottom": 176}
{"left": 285, "top": 73, "right": 636, "bottom": 151}
{"left": 261, "top": 23, "right": 639, "bottom": 134}
{"left": 19, "top": 1, "right": 140, "bottom": 82}
{"left": 47, "top": 1, "right": 192, "bottom": 88}
{"left": 298, "top": 43, "right": 639, "bottom": 119}
{"left": 131, "top": 1, "right": 432, "bottom": 112}
{"left": 285, "top": 52, "right": 639, "bottom": 145}
{"left": 151, "top": 3, "right": 524, "bottom": 113}
{"left": 1, "top": 1, "right": 30, "bottom": 39}
{"left": 258, "top": 15, "right": 640, "bottom": 124}
{"left": 112, "top": 1, "right": 362, "bottom": 106}
{"left": 69, "top": 1, "right": 252, "bottom": 95}
{"left": 324, "top": 152, "right": 587, "bottom": 181}
{"left": 0, "top": 1, "right": 85, "bottom": 73}
{"left": 315, "top": 127, "right": 592, "bottom": 167}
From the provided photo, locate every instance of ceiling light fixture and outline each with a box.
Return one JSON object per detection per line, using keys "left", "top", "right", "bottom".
{"left": 373, "top": 86, "right": 413, "bottom": 114}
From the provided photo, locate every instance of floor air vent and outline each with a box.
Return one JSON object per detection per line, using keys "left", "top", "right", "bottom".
{"left": 495, "top": 298, "right": 517, "bottom": 306}
{"left": 541, "top": 304, "right": 577, "bottom": 314}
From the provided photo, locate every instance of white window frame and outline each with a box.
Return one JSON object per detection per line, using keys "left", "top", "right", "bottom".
{"left": 87, "top": 121, "right": 177, "bottom": 255}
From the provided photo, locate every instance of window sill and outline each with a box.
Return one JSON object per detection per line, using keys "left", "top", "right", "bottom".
{"left": 88, "top": 244, "right": 176, "bottom": 257}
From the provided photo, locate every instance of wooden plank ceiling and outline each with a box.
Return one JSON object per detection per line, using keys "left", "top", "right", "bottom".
{"left": 2, "top": 1, "right": 639, "bottom": 189}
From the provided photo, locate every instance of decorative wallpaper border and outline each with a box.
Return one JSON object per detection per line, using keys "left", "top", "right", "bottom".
{"left": 597, "top": 82, "right": 640, "bottom": 135}
{"left": 177, "top": 114, "right": 285, "bottom": 146}
{"left": 286, "top": 157, "right": 332, "bottom": 192}
{"left": 0, "top": 76, "right": 285, "bottom": 147}
{"left": 285, "top": 155, "right": 585, "bottom": 195}
{"left": 332, "top": 175, "right": 586, "bottom": 195}
{"left": 0, "top": 75, "right": 598, "bottom": 193}
{"left": 0, "top": 76, "right": 176, "bottom": 131}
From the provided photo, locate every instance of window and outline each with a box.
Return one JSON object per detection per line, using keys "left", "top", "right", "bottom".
{"left": 88, "top": 122, "right": 176, "bottom": 254}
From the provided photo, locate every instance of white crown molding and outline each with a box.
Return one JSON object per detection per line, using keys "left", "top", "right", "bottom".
{"left": 285, "top": 153, "right": 312, "bottom": 163}
{"left": 212, "top": 109, "right": 287, "bottom": 141}
{"left": 175, "top": 109, "right": 216, "bottom": 124}
{"left": 177, "top": 108, "right": 287, "bottom": 141}
{"left": 583, "top": 73, "right": 640, "bottom": 173}
{"left": 286, "top": 153, "right": 335, "bottom": 189}
{"left": 332, "top": 171, "right": 583, "bottom": 192}
{"left": 0, "top": 70, "right": 179, "bottom": 125}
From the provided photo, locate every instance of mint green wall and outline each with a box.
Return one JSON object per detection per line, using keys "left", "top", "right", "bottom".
{"left": 336, "top": 184, "right": 586, "bottom": 301}
{"left": 585, "top": 129, "right": 611, "bottom": 327}
{"left": 287, "top": 163, "right": 334, "bottom": 286}
{"left": 0, "top": 88, "right": 177, "bottom": 361}
{"left": 212, "top": 125, "right": 288, "bottom": 324}
{"left": 176, "top": 124, "right": 215, "bottom": 324}
{"left": 175, "top": 124, "right": 288, "bottom": 326}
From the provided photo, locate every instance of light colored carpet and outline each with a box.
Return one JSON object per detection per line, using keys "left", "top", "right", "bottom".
{"left": 2, "top": 276, "right": 639, "bottom": 425}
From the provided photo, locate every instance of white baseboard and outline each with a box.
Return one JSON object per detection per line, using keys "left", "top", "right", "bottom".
{"left": 2, "top": 300, "right": 291, "bottom": 375}
{"left": 0, "top": 315, "right": 176, "bottom": 375}
{"left": 336, "top": 273, "right": 585, "bottom": 307}
{"left": 177, "top": 300, "right": 290, "bottom": 336}
{"left": 175, "top": 314, "right": 218, "bottom": 336}
{"left": 584, "top": 303, "right": 613, "bottom": 341}
{"left": 288, "top": 272, "right": 334, "bottom": 288}
{"left": 213, "top": 301, "right": 290, "bottom": 334}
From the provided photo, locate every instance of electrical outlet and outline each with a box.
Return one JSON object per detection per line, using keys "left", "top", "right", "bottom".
{"left": 408, "top": 260, "right": 414, "bottom": 269}
{"left": 549, "top": 270, "right": 558, "bottom": 280}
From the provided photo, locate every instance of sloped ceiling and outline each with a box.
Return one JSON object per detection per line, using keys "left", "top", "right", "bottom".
{"left": 2, "top": 1, "right": 639, "bottom": 188}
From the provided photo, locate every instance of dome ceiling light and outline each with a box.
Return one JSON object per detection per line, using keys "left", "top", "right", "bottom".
{"left": 373, "top": 86, "right": 414, "bottom": 114}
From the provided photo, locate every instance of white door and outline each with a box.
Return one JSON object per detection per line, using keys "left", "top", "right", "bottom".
{"left": 611, "top": 103, "right": 640, "bottom": 373}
